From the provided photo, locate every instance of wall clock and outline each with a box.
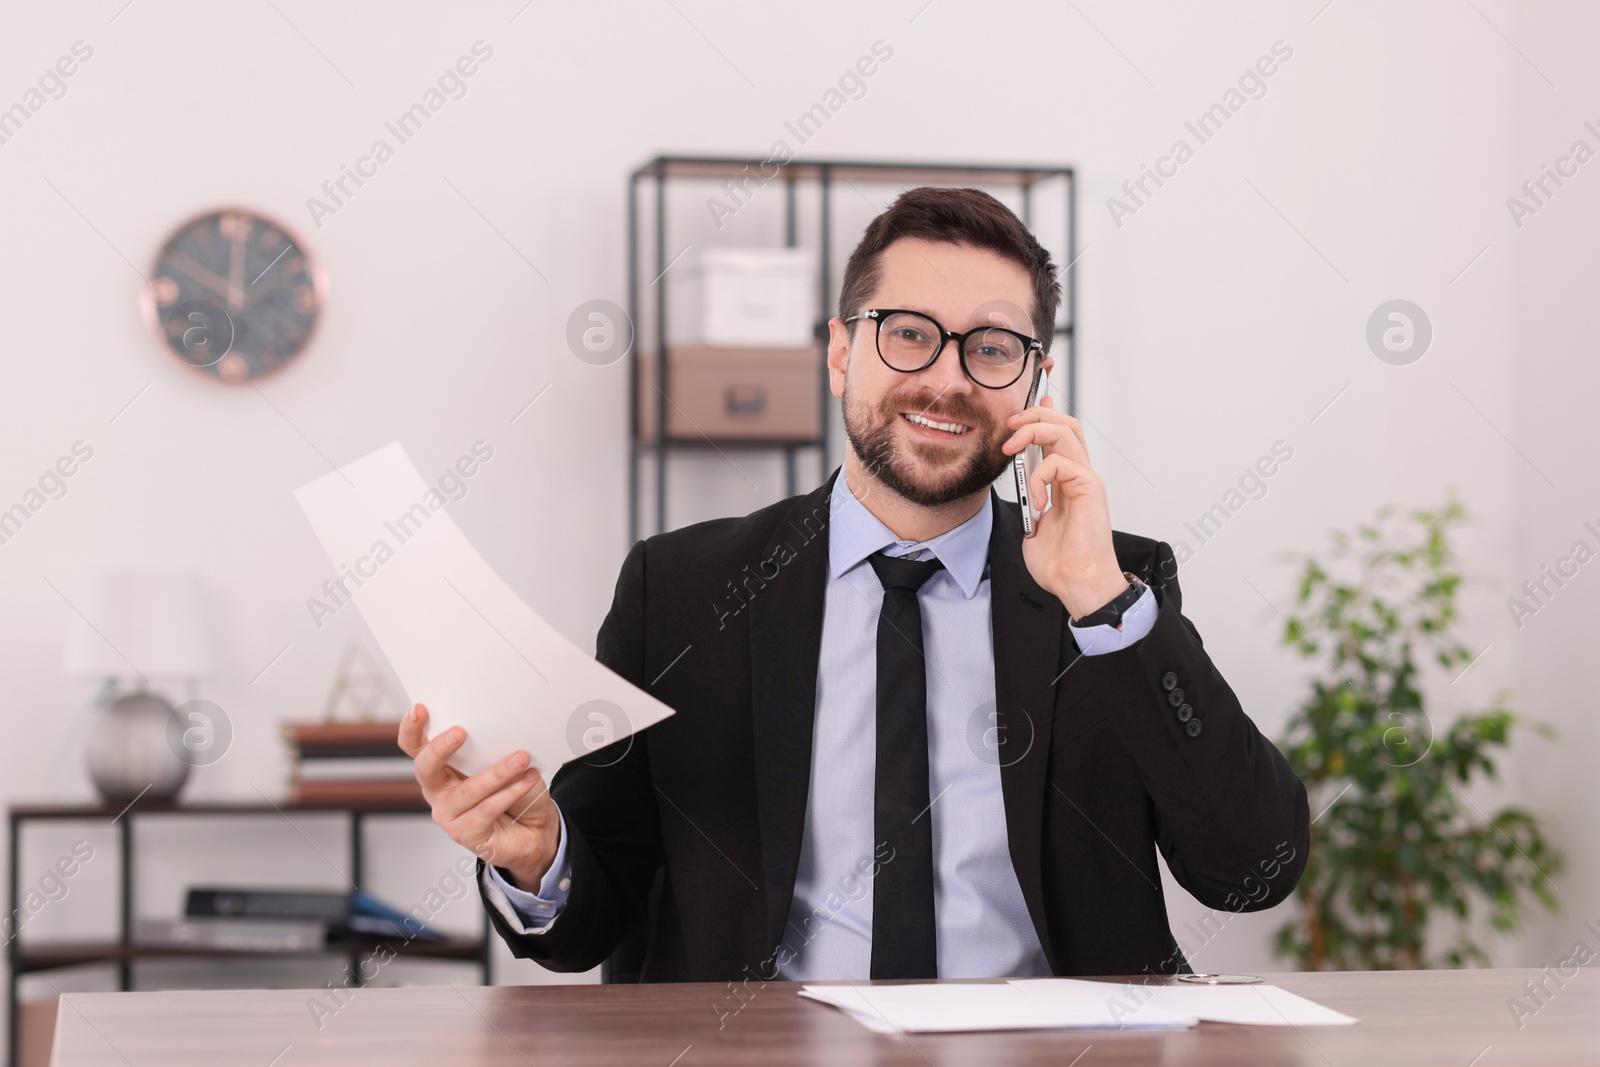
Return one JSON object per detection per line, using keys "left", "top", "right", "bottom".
{"left": 140, "top": 208, "right": 328, "bottom": 383}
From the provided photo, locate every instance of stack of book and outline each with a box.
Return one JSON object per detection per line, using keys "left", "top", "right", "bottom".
{"left": 283, "top": 721, "right": 422, "bottom": 806}
{"left": 135, "top": 887, "right": 440, "bottom": 950}
{"left": 134, "top": 916, "right": 326, "bottom": 952}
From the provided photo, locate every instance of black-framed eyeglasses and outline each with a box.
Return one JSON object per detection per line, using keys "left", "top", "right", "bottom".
{"left": 843, "top": 308, "right": 1042, "bottom": 389}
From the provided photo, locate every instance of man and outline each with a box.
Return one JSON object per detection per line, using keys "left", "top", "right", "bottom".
{"left": 401, "top": 187, "right": 1309, "bottom": 983}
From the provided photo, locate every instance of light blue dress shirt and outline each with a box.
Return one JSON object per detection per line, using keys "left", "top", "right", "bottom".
{"left": 481, "top": 483, "right": 1157, "bottom": 980}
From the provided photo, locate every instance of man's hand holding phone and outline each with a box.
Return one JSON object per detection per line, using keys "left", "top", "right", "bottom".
{"left": 399, "top": 703, "right": 562, "bottom": 893}
{"left": 1002, "top": 393, "right": 1130, "bottom": 621}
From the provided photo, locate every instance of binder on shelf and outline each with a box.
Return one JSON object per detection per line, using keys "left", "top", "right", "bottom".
{"left": 183, "top": 887, "right": 442, "bottom": 940}
{"left": 186, "top": 888, "right": 349, "bottom": 923}
{"left": 344, "top": 889, "right": 441, "bottom": 941}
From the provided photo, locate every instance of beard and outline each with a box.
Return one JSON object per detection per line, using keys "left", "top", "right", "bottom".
{"left": 842, "top": 379, "right": 1012, "bottom": 508}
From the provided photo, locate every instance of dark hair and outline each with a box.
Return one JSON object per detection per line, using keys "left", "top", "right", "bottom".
{"left": 838, "top": 186, "right": 1060, "bottom": 352}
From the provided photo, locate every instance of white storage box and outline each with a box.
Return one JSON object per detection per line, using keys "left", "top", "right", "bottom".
{"left": 670, "top": 247, "right": 819, "bottom": 347}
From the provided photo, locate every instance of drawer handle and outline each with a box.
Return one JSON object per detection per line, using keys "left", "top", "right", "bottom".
{"left": 725, "top": 384, "right": 767, "bottom": 418}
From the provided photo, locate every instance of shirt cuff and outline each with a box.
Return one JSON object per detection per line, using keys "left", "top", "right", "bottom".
{"left": 1067, "top": 584, "right": 1157, "bottom": 654}
{"left": 479, "top": 806, "right": 572, "bottom": 935}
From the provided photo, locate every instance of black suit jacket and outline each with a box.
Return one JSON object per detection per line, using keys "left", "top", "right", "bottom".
{"left": 480, "top": 469, "right": 1309, "bottom": 981}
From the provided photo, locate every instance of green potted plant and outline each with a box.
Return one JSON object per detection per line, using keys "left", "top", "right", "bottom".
{"left": 1272, "top": 496, "right": 1563, "bottom": 969}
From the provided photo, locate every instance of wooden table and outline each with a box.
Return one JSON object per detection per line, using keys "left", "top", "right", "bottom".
{"left": 48, "top": 969, "right": 1600, "bottom": 1066}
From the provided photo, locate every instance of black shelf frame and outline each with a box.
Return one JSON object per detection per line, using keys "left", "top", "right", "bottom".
{"left": 6, "top": 801, "right": 491, "bottom": 1067}
{"left": 626, "top": 154, "right": 1076, "bottom": 541}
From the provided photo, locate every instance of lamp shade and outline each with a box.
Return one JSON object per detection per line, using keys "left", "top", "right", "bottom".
{"left": 61, "top": 571, "right": 216, "bottom": 681}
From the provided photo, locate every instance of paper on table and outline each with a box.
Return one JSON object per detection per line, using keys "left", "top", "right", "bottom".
{"left": 293, "top": 442, "right": 675, "bottom": 777}
{"left": 798, "top": 983, "right": 1196, "bottom": 1034}
{"left": 1009, "top": 978, "right": 1359, "bottom": 1027}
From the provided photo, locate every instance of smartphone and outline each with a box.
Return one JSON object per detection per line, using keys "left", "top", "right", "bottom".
{"left": 1012, "top": 365, "right": 1046, "bottom": 537}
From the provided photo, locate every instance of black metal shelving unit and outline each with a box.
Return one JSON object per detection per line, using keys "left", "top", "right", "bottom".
{"left": 6, "top": 800, "right": 491, "bottom": 1067}
{"left": 626, "top": 155, "right": 1076, "bottom": 541}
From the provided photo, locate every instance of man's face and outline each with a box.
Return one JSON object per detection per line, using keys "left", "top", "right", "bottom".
{"left": 828, "top": 237, "right": 1051, "bottom": 508}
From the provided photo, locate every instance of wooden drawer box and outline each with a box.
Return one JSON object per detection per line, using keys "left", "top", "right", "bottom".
{"left": 637, "top": 345, "right": 822, "bottom": 440}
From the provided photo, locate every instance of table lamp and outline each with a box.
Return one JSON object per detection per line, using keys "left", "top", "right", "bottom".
{"left": 62, "top": 571, "right": 216, "bottom": 805}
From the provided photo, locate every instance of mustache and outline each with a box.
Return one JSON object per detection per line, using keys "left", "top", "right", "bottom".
{"left": 878, "top": 388, "right": 995, "bottom": 431}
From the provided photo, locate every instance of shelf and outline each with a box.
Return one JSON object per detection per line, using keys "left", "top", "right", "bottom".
{"left": 633, "top": 155, "right": 1073, "bottom": 187}
{"left": 7, "top": 801, "right": 490, "bottom": 1067}
{"left": 9, "top": 800, "right": 430, "bottom": 821}
{"left": 627, "top": 153, "right": 1076, "bottom": 541}
{"left": 636, "top": 436, "right": 825, "bottom": 450}
{"left": 13, "top": 935, "right": 484, "bottom": 972}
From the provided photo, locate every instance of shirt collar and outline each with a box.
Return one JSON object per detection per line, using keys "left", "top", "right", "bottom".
{"left": 828, "top": 473, "right": 992, "bottom": 600}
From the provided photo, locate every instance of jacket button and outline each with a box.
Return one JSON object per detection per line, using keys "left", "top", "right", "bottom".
{"left": 1167, "top": 688, "right": 1185, "bottom": 707}
{"left": 1161, "top": 671, "right": 1178, "bottom": 691}
{"left": 1176, "top": 703, "right": 1193, "bottom": 723}
{"left": 1185, "top": 718, "right": 1203, "bottom": 738}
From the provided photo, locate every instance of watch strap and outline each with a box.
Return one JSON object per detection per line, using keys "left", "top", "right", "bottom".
{"left": 1069, "top": 572, "right": 1146, "bottom": 628}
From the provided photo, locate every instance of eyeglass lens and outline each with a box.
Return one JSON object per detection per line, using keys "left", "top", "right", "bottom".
{"left": 877, "top": 311, "right": 1027, "bottom": 387}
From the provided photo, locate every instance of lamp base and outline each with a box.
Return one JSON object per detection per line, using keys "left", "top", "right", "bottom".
{"left": 87, "top": 691, "right": 191, "bottom": 805}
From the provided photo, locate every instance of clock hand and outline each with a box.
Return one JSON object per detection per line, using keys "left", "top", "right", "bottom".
{"left": 227, "top": 225, "right": 246, "bottom": 313}
{"left": 168, "top": 251, "right": 240, "bottom": 310}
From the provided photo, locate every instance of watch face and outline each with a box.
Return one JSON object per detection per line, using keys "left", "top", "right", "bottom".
{"left": 141, "top": 208, "right": 327, "bottom": 383}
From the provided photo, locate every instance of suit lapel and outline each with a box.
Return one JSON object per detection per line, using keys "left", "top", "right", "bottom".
{"left": 987, "top": 489, "right": 1064, "bottom": 972}
{"left": 748, "top": 469, "right": 839, "bottom": 953}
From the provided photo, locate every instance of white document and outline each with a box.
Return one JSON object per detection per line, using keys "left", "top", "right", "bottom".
{"left": 798, "top": 983, "right": 1196, "bottom": 1034}
{"left": 294, "top": 442, "right": 674, "bottom": 776}
{"left": 1009, "top": 978, "right": 1359, "bottom": 1027}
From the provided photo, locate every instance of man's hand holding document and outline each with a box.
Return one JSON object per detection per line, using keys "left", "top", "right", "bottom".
{"left": 294, "top": 442, "right": 674, "bottom": 891}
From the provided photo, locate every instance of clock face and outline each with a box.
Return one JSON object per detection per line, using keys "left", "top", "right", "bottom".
{"left": 141, "top": 209, "right": 326, "bottom": 383}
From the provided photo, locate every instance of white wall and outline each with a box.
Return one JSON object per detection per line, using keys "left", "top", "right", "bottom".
{"left": 1504, "top": 1, "right": 1600, "bottom": 971}
{"left": 0, "top": 0, "right": 1589, "bottom": 1028}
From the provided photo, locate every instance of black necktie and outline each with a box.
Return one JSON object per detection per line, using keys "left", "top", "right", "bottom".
{"left": 866, "top": 549, "right": 944, "bottom": 980}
